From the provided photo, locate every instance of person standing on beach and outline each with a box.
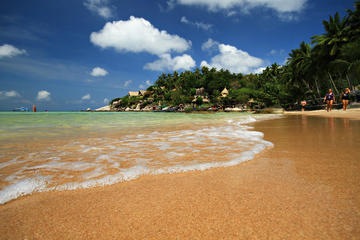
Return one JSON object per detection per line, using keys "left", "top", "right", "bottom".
{"left": 301, "top": 100, "right": 307, "bottom": 112}
{"left": 341, "top": 88, "right": 351, "bottom": 111}
{"left": 323, "top": 89, "right": 335, "bottom": 112}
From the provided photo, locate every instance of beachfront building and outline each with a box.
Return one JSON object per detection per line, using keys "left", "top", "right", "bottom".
{"left": 139, "top": 90, "right": 148, "bottom": 96}
{"left": 221, "top": 88, "right": 229, "bottom": 97}
{"left": 196, "top": 87, "right": 205, "bottom": 96}
{"left": 192, "top": 87, "right": 210, "bottom": 104}
{"left": 128, "top": 91, "right": 140, "bottom": 97}
{"left": 192, "top": 96, "right": 210, "bottom": 103}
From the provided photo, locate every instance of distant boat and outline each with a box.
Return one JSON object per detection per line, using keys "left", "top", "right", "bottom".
{"left": 13, "top": 107, "right": 29, "bottom": 112}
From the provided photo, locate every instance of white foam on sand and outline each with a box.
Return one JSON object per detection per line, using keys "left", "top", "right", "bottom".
{"left": 0, "top": 114, "right": 281, "bottom": 204}
{"left": 0, "top": 176, "right": 50, "bottom": 204}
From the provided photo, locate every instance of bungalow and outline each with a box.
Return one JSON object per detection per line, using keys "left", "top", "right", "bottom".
{"left": 128, "top": 91, "right": 140, "bottom": 97}
{"left": 221, "top": 88, "right": 229, "bottom": 97}
{"left": 139, "top": 90, "right": 149, "bottom": 96}
{"left": 192, "top": 96, "right": 210, "bottom": 103}
{"left": 196, "top": 87, "right": 205, "bottom": 96}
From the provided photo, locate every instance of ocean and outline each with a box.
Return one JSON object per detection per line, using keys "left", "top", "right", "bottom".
{"left": 0, "top": 112, "right": 281, "bottom": 204}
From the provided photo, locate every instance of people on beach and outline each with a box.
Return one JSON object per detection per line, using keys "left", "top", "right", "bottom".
{"left": 301, "top": 100, "right": 307, "bottom": 112}
{"left": 323, "top": 89, "right": 335, "bottom": 112}
{"left": 341, "top": 88, "right": 351, "bottom": 111}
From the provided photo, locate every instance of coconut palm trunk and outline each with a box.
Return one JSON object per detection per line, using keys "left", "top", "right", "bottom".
{"left": 346, "top": 74, "right": 353, "bottom": 90}
{"left": 314, "top": 77, "right": 321, "bottom": 98}
{"left": 327, "top": 71, "right": 339, "bottom": 95}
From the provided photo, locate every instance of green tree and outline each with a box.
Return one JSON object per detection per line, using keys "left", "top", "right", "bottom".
{"left": 311, "top": 12, "right": 348, "bottom": 56}
{"left": 195, "top": 97, "right": 203, "bottom": 106}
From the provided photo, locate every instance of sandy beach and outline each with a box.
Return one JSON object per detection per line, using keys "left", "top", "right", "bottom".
{"left": 285, "top": 107, "right": 360, "bottom": 120}
{"left": 0, "top": 111, "right": 360, "bottom": 239}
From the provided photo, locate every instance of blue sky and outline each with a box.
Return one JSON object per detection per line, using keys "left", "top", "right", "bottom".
{"left": 0, "top": 0, "right": 356, "bottom": 111}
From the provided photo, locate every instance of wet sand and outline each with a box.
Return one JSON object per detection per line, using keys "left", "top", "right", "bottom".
{"left": 1, "top": 114, "right": 360, "bottom": 239}
{"left": 285, "top": 107, "right": 360, "bottom": 120}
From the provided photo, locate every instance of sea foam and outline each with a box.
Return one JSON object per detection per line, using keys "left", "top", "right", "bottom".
{"left": 0, "top": 114, "right": 281, "bottom": 204}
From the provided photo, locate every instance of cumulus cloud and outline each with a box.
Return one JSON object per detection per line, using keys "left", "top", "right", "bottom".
{"left": 201, "top": 38, "right": 219, "bottom": 52}
{"left": 268, "top": 49, "right": 285, "bottom": 56}
{"left": 90, "top": 67, "right": 108, "bottom": 77}
{"left": 200, "top": 43, "right": 263, "bottom": 74}
{"left": 0, "top": 44, "right": 26, "bottom": 58}
{"left": 227, "top": 10, "right": 237, "bottom": 16}
{"left": 0, "top": 90, "right": 21, "bottom": 98}
{"left": 169, "top": 0, "right": 307, "bottom": 17}
{"left": 81, "top": 94, "right": 91, "bottom": 100}
{"left": 180, "top": 16, "right": 213, "bottom": 31}
{"left": 254, "top": 67, "right": 266, "bottom": 74}
{"left": 139, "top": 80, "right": 152, "bottom": 89}
{"left": 37, "top": 90, "right": 51, "bottom": 101}
{"left": 123, "top": 80, "right": 132, "bottom": 88}
{"left": 144, "top": 54, "right": 196, "bottom": 71}
{"left": 90, "top": 16, "right": 191, "bottom": 56}
{"left": 84, "top": 0, "right": 115, "bottom": 19}
{"left": 269, "top": 49, "right": 277, "bottom": 55}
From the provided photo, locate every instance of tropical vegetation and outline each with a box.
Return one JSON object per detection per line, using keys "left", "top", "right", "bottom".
{"left": 111, "top": 2, "right": 360, "bottom": 111}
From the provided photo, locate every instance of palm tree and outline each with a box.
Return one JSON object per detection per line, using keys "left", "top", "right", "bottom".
{"left": 345, "top": 1, "right": 360, "bottom": 41}
{"left": 311, "top": 12, "right": 350, "bottom": 95}
{"left": 329, "top": 41, "right": 360, "bottom": 90}
{"left": 287, "top": 42, "right": 319, "bottom": 99}
{"left": 311, "top": 12, "right": 348, "bottom": 56}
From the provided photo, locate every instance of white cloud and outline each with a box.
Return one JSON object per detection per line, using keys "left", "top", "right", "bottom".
{"left": 227, "top": 10, "right": 237, "bottom": 16}
{"left": 169, "top": 0, "right": 307, "bottom": 17}
{"left": 84, "top": 0, "right": 115, "bottom": 19}
{"left": 0, "top": 90, "right": 21, "bottom": 98}
{"left": 269, "top": 49, "right": 277, "bottom": 55}
{"left": 37, "top": 90, "right": 51, "bottom": 101}
{"left": 200, "top": 60, "right": 211, "bottom": 69}
{"left": 201, "top": 38, "right": 219, "bottom": 52}
{"left": 124, "top": 80, "right": 132, "bottom": 87}
{"left": 90, "top": 16, "right": 191, "bottom": 56}
{"left": 0, "top": 44, "right": 26, "bottom": 58}
{"left": 254, "top": 67, "right": 266, "bottom": 74}
{"left": 268, "top": 49, "right": 286, "bottom": 56}
{"left": 81, "top": 94, "right": 91, "bottom": 100}
{"left": 104, "top": 98, "right": 109, "bottom": 103}
{"left": 90, "top": 67, "right": 108, "bottom": 77}
{"left": 144, "top": 54, "right": 196, "bottom": 71}
{"left": 139, "top": 80, "right": 152, "bottom": 89}
{"left": 180, "top": 16, "right": 213, "bottom": 31}
{"left": 200, "top": 43, "right": 264, "bottom": 74}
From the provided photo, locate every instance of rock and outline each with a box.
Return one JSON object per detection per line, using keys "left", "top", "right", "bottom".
{"left": 95, "top": 105, "right": 110, "bottom": 111}
{"left": 135, "top": 103, "right": 141, "bottom": 111}
{"left": 142, "top": 105, "right": 153, "bottom": 112}
{"left": 225, "top": 107, "right": 243, "bottom": 112}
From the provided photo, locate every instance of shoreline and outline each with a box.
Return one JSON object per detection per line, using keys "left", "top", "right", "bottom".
{"left": 1, "top": 113, "right": 359, "bottom": 239}
{"left": 284, "top": 108, "right": 360, "bottom": 120}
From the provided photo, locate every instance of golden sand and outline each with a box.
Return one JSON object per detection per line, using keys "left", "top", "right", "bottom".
{"left": 285, "top": 107, "right": 360, "bottom": 120}
{"left": 0, "top": 113, "right": 360, "bottom": 239}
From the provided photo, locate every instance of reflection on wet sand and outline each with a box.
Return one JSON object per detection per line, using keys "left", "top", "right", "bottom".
{"left": 0, "top": 115, "right": 359, "bottom": 239}
{"left": 257, "top": 115, "right": 360, "bottom": 194}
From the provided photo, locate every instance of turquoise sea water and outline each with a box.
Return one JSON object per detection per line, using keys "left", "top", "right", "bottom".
{"left": 0, "top": 112, "right": 280, "bottom": 204}
{"left": 0, "top": 112, "right": 245, "bottom": 141}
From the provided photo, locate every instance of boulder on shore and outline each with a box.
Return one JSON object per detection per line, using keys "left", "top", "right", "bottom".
{"left": 95, "top": 105, "right": 111, "bottom": 111}
{"left": 224, "top": 107, "right": 243, "bottom": 112}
